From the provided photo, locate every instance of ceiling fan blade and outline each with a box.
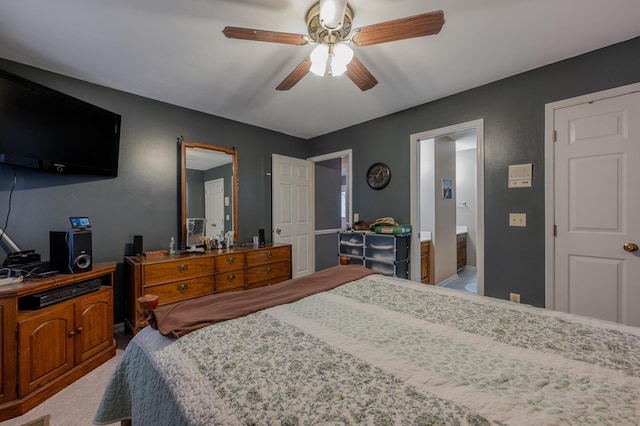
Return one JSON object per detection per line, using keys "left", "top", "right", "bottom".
{"left": 276, "top": 58, "right": 312, "bottom": 91}
{"left": 345, "top": 56, "right": 378, "bottom": 91}
{"left": 351, "top": 10, "right": 445, "bottom": 47}
{"left": 223, "top": 26, "right": 308, "bottom": 46}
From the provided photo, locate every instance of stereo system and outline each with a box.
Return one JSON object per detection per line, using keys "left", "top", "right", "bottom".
{"left": 50, "top": 230, "right": 92, "bottom": 274}
{"left": 18, "top": 278, "right": 102, "bottom": 309}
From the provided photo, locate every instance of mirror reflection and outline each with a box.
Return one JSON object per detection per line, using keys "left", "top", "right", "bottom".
{"left": 181, "top": 140, "right": 238, "bottom": 247}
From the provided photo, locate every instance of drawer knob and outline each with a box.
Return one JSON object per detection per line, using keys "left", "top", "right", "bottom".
{"left": 68, "top": 330, "right": 75, "bottom": 338}
{"left": 266, "top": 251, "right": 272, "bottom": 258}
{"left": 178, "top": 264, "right": 188, "bottom": 273}
{"left": 76, "top": 326, "right": 83, "bottom": 334}
{"left": 266, "top": 267, "right": 272, "bottom": 274}
{"left": 227, "top": 274, "right": 236, "bottom": 282}
{"left": 227, "top": 257, "right": 235, "bottom": 264}
{"left": 178, "top": 284, "right": 188, "bottom": 293}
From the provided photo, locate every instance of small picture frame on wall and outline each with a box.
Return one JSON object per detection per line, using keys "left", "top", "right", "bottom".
{"left": 442, "top": 179, "right": 453, "bottom": 199}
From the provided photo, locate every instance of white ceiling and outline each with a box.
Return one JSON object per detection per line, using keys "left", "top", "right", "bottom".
{"left": 1, "top": 0, "right": 639, "bottom": 139}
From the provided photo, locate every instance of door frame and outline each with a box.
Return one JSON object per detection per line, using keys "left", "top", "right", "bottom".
{"left": 409, "top": 119, "right": 485, "bottom": 294}
{"left": 544, "top": 82, "right": 640, "bottom": 309}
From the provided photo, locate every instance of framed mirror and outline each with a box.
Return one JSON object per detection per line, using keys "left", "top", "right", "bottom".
{"left": 180, "top": 138, "right": 238, "bottom": 247}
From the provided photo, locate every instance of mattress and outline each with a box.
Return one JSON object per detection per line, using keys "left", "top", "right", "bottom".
{"left": 94, "top": 270, "right": 640, "bottom": 425}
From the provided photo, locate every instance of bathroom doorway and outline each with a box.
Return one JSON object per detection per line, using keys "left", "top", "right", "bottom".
{"left": 409, "top": 120, "right": 484, "bottom": 295}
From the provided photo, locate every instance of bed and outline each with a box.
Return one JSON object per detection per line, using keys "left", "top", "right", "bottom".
{"left": 94, "top": 265, "right": 640, "bottom": 425}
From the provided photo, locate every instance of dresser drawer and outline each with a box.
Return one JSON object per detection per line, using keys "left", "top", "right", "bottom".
{"left": 145, "top": 276, "right": 215, "bottom": 305}
{"left": 214, "top": 270, "right": 246, "bottom": 292}
{"left": 246, "top": 261, "right": 290, "bottom": 284}
{"left": 214, "top": 253, "right": 245, "bottom": 273}
{"left": 246, "top": 275, "right": 289, "bottom": 290}
{"left": 246, "top": 246, "right": 290, "bottom": 266}
{"left": 143, "top": 257, "right": 215, "bottom": 285}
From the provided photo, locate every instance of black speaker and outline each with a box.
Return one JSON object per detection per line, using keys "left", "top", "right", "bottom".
{"left": 258, "top": 228, "right": 265, "bottom": 246}
{"left": 134, "top": 235, "right": 143, "bottom": 256}
{"left": 50, "top": 230, "right": 92, "bottom": 274}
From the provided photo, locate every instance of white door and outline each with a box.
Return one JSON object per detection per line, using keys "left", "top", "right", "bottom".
{"left": 205, "top": 178, "right": 225, "bottom": 239}
{"left": 553, "top": 91, "right": 640, "bottom": 326}
{"left": 272, "top": 154, "right": 315, "bottom": 278}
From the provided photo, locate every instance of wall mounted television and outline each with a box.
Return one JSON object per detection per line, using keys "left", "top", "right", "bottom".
{"left": 0, "top": 69, "right": 121, "bottom": 177}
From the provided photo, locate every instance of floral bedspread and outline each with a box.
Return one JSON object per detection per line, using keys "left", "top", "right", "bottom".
{"left": 94, "top": 274, "right": 640, "bottom": 425}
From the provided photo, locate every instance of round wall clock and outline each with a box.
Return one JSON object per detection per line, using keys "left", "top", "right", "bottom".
{"left": 366, "top": 162, "right": 391, "bottom": 190}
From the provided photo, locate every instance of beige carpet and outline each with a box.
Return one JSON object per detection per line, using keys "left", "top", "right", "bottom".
{"left": 1, "top": 330, "right": 131, "bottom": 426}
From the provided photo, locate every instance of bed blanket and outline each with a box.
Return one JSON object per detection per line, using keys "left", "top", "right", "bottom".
{"left": 94, "top": 274, "right": 640, "bottom": 425}
{"left": 151, "top": 265, "right": 378, "bottom": 337}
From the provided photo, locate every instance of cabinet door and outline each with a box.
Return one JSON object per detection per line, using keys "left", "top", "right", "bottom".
{"left": 74, "top": 288, "right": 114, "bottom": 364}
{"left": 18, "top": 303, "right": 74, "bottom": 397}
{"left": 420, "top": 242, "right": 431, "bottom": 284}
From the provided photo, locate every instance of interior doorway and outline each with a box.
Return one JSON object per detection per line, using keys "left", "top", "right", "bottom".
{"left": 409, "top": 120, "right": 485, "bottom": 295}
{"left": 309, "top": 150, "right": 352, "bottom": 271}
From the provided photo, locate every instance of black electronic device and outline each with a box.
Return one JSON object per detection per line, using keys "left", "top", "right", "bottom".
{"left": 259, "top": 228, "right": 265, "bottom": 246}
{"left": 11, "top": 260, "right": 52, "bottom": 276}
{"left": 4, "top": 249, "right": 41, "bottom": 267}
{"left": 134, "top": 235, "right": 143, "bottom": 256}
{"left": 0, "top": 69, "right": 121, "bottom": 177}
{"left": 50, "top": 230, "right": 92, "bottom": 274}
{"left": 70, "top": 216, "right": 91, "bottom": 230}
{"left": 18, "top": 278, "right": 102, "bottom": 310}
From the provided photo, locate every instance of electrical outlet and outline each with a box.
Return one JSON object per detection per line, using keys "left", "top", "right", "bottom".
{"left": 509, "top": 292, "right": 521, "bottom": 303}
{"left": 353, "top": 213, "right": 359, "bottom": 222}
{"left": 509, "top": 213, "right": 526, "bottom": 227}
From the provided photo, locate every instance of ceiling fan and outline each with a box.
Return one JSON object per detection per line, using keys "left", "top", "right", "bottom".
{"left": 222, "top": 0, "right": 444, "bottom": 91}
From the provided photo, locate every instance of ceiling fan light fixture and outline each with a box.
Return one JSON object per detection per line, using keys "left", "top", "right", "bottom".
{"left": 319, "top": 0, "right": 349, "bottom": 30}
{"left": 310, "top": 44, "right": 329, "bottom": 76}
{"left": 329, "top": 43, "right": 353, "bottom": 76}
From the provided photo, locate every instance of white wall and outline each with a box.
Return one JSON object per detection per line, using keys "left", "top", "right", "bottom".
{"left": 434, "top": 136, "right": 457, "bottom": 282}
{"left": 456, "top": 148, "right": 477, "bottom": 267}
{"left": 420, "top": 136, "right": 457, "bottom": 284}
{"left": 419, "top": 138, "right": 435, "bottom": 232}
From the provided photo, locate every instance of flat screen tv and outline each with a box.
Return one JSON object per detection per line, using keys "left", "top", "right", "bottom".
{"left": 0, "top": 69, "right": 121, "bottom": 177}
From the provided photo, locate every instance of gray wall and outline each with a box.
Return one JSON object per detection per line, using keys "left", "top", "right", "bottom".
{"left": 315, "top": 158, "right": 342, "bottom": 271}
{"left": 0, "top": 58, "right": 307, "bottom": 322}
{"left": 186, "top": 169, "right": 205, "bottom": 218}
{"left": 308, "top": 36, "right": 640, "bottom": 307}
{"left": 2, "top": 36, "right": 639, "bottom": 321}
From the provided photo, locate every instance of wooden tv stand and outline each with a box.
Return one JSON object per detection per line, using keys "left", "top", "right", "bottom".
{"left": 0, "top": 262, "right": 116, "bottom": 421}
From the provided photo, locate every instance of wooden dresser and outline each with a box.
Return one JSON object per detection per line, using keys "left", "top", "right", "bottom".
{"left": 124, "top": 243, "right": 291, "bottom": 332}
{"left": 0, "top": 263, "right": 116, "bottom": 421}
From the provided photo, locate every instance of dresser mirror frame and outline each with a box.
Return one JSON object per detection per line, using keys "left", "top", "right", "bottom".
{"left": 180, "top": 139, "right": 238, "bottom": 247}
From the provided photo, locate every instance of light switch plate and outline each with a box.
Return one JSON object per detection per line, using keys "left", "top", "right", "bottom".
{"left": 509, "top": 213, "right": 526, "bottom": 227}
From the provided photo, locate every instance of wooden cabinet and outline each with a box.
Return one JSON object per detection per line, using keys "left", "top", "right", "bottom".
{"left": 456, "top": 233, "right": 467, "bottom": 270}
{"left": 125, "top": 244, "right": 292, "bottom": 331}
{"left": 0, "top": 263, "right": 116, "bottom": 421}
{"left": 420, "top": 240, "right": 431, "bottom": 284}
